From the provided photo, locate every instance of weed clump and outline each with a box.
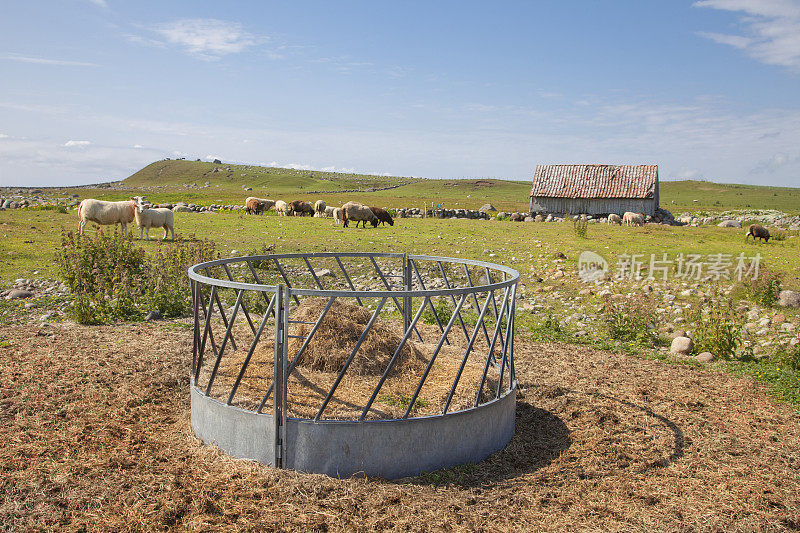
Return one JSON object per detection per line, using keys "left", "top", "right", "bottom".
{"left": 688, "top": 291, "right": 742, "bottom": 360}
{"left": 738, "top": 268, "right": 782, "bottom": 307}
{"left": 602, "top": 297, "right": 658, "bottom": 347}
{"left": 55, "top": 230, "right": 215, "bottom": 324}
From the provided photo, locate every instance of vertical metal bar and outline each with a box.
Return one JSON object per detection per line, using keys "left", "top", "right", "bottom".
{"left": 205, "top": 289, "right": 243, "bottom": 395}
{"left": 359, "top": 296, "right": 429, "bottom": 420}
{"left": 273, "top": 285, "right": 285, "bottom": 468}
{"left": 191, "top": 279, "right": 198, "bottom": 377}
{"left": 438, "top": 261, "right": 470, "bottom": 342}
{"left": 370, "top": 256, "right": 423, "bottom": 342}
{"left": 260, "top": 296, "right": 336, "bottom": 406}
{"left": 402, "top": 254, "right": 411, "bottom": 333}
{"left": 334, "top": 256, "right": 362, "bottom": 306}
{"left": 314, "top": 298, "right": 387, "bottom": 421}
{"left": 474, "top": 286, "right": 511, "bottom": 406}
{"left": 442, "top": 291, "right": 493, "bottom": 414}
{"left": 410, "top": 259, "right": 449, "bottom": 345}
{"left": 227, "top": 293, "right": 276, "bottom": 405}
{"left": 402, "top": 295, "right": 467, "bottom": 419}
{"left": 496, "top": 284, "right": 516, "bottom": 398}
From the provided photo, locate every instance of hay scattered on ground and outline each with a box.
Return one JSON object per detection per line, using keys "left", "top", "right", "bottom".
{"left": 2, "top": 321, "right": 800, "bottom": 530}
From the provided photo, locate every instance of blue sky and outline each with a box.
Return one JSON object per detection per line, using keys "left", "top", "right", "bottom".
{"left": 1, "top": 0, "right": 799, "bottom": 187}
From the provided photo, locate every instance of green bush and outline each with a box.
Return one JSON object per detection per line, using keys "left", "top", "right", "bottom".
{"left": 775, "top": 343, "right": 800, "bottom": 372}
{"left": 55, "top": 230, "right": 215, "bottom": 324}
{"left": 602, "top": 297, "right": 657, "bottom": 347}
{"left": 688, "top": 293, "right": 742, "bottom": 360}
{"left": 739, "top": 268, "right": 782, "bottom": 307}
{"left": 572, "top": 214, "right": 589, "bottom": 238}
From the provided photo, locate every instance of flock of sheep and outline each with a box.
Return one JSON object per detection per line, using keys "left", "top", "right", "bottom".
{"left": 244, "top": 197, "right": 394, "bottom": 228}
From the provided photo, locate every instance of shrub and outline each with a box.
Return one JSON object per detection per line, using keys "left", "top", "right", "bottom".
{"left": 739, "top": 268, "right": 782, "bottom": 307}
{"left": 688, "top": 292, "right": 742, "bottom": 360}
{"left": 602, "top": 297, "right": 657, "bottom": 347}
{"left": 775, "top": 343, "right": 800, "bottom": 372}
{"left": 56, "top": 230, "right": 215, "bottom": 324}
{"left": 572, "top": 214, "right": 589, "bottom": 238}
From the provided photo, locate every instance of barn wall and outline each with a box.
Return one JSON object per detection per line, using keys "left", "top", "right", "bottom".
{"left": 529, "top": 197, "right": 656, "bottom": 216}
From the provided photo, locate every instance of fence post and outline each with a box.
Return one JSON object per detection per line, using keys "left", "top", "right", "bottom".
{"left": 273, "top": 285, "right": 287, "bottom": 468}
{"left": 403, "top": 254, "right": 411, "bottom": 332}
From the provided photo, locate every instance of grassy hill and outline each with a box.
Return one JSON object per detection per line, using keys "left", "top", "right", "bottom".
{"left": 62, "top": 159, "right": 798, "bottom": 215}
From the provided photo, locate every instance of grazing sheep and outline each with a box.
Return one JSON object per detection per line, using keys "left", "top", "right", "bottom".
{"left": 290, "top": 200, "right": 314, "bottom": 217}
{"left": 77, "top": 198, "right": 136, "bottom": 236}
{"left": 314, "top": 200, "right": 327, "bottom": 217}
{"left": 342, "top": 201, "right": 378, "bottom": 228}
{"left": 324, "top": 205, "right": 336, "bottom": 218}
{"left": 332, "top": 207, "right": 344, "bottom": 225}
{"left": 131, "top": 197, "right": 174, "bottom": 240}
{"left": 510, "top": 212, "right": 524, "bottom": 222}
{"left": 369, "top": 206, "right": 394, "bottom": 226}
{"left": 607, "top": 213, "right": 622, "bottom": 225}
{"left": 746, "top": 224, "right": 770, "bottom": 243}
{"left": 275, "top": 200, "right": 292, "bottom": 216}
{"left": 622, "top": 211, "right": 644, "bottom": 227}
{"left": 245, "top": 197, "right": 275, "bottom": 215}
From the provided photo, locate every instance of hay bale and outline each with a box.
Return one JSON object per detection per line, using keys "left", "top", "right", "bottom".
{"left": 288, "top": 298, "right": 426, "bottom": 375}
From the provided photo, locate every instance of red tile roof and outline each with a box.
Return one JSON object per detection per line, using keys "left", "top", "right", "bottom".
{"left": 530, "top": 164, "right": 658, "bottom": 199}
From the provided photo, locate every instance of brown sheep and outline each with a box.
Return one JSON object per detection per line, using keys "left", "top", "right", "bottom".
{"left": 369, "top": 206, "right": 394, "bottom": 226}
{"left": 290, "top": 200, "right": 314, "bottom": 216}
{"left": 245, "top": 197, "right": 262, "bottom": 215}
{"left": 745, "top": 224, "right": 770, "bottom": 243}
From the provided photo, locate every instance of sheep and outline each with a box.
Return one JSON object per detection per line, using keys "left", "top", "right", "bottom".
{"left": 607, "top": 213, "right": 622, "bottom": 225}
{"left": 745, "top": 224, "right": 770, "bottom": 243}
{"left": 314, "top": 200, "right": 327, "bottom": 217}
{"left": 622, "top": 211, "right": 644, "bottom": 227}
{"left": 77, "top": 198, "right": 135, "bottom": 236}
{"left": 275, "top": 200, "right": 293, "bottom": 216}
{"left": 131, "top": 197, "right": 174, "bottom": 240}
{"left": 324, "top": 205, "right": 336, "bottom": 218}
{"left": 245, "top": 197, "right": 275, "bottom": 215}
{"left": 342, "top": 201, "right": 378, "bottom": 228}
{"left": 290, "top": 200, "right": 314, "bottom": 217}
{"left": 332, "top": 207, "right": 344, "bottom": 225}
{"left": 510, "top": 212, "right": 524, "bottom": 222}
{"left": 369, "top": 206, "right": 394, "bottom": 226}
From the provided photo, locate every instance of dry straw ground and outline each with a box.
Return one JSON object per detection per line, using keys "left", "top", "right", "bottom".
{"left": 2, "top": 321, "right": 799, "bottom": 531}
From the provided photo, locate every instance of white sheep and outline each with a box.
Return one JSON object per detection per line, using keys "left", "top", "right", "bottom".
{"left": 332, "top": 207, "right": 344, "bottom": 225}
{"left": 78, "top": 198, "right": 136, "bottom": 236}
{"left": 132, "top": 197, "right": 174, "bottom": 240}
{"left": 622, "top": 211, "right": 644, "bottom": 227}
{"left": 314, "top": 200, "right": 326, "bottom": 217}
{"left": 275, "top": 200, "right": 293, "bottom": 216}
{"left": 324, "top": 205, "right": 336, "bottom": 218}
{"left": 607, "top": 213, "right": 622, "bottom": 225}
{"left": 342, "top": 201, "right": 378, "bottom": 228}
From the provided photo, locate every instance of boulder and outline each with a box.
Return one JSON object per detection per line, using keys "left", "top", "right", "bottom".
{"left": 696, "top": 352, "right": 715, "bottom": 363}
{"left": 173, "top": 206, "right": 192, "bottom": 213}
{"left": 778, "top": 290, "right": 800, "bottom": 308}
{"left": 670, "top": 336, "right": 693, "bottom": 355}
{"left": 479, "top": 203, "right": 496, "bottom": 212}
{"left": 5, "top": 289, "right": 34, "bottom": 300}
{"left": 718, "top": 220, "right": 742, "bottom": 228}
{"left": 145, "top": 310, "right": 162, "bottom": 321}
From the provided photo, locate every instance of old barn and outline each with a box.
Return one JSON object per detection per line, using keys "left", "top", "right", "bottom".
{"left": 529, "top": 164, "right": 659, "bottom": 216}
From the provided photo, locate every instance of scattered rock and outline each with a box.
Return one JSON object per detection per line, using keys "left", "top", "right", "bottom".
{"left": 479, "top": 203, "right": 496, "bottom": 212}
{"left": 145, "top": 310, "right": 162, "bottom": 321}
{"left": 314, "top": 268, "right": 334, "bottom": 278}
{"left": 5, "top": 289, "right": 34, "bottom": 300}
{"left": 718, "top": 220, "right": 742, "bottom": 228}
{"left": 553, "top": 252, "right": 567, "bottom": 260}
{"left": 670, "top": 336, "right": 693, "bottom": 355}
{"left": 778, "top": 290, "right": 800, "bottom": 308}
{"left": 696, "top": 352, "right": 715, "bottom": 363}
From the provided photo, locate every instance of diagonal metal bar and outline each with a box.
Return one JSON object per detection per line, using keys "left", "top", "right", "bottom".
{"left": 463, "top": 264, "right": 493, "bottom": 349}
{"left": 496, "top": 284, "right": 516, "bottom": 398}
{"left": 474, "top": 286, "right": 511, "bottom": 406}
{"left": 205, "top": 267, "right": 238, "bottom": 352}
{"left": 484, "top": 267, "right": 505, "bottom": 354}
{"left": 272, "top": 257, "right": 300, "bottom": 305}
{"left": 410, "top": 259, "right": 450, "bottom": 345}
{"left": 205, "top": 289, "right": 244, "bottom": 396}
{"left": 438, "top": 261, "right": 470, "bottom": 342}
{"left": 245, "top": 261, "right": 277, "bottom": 308}
{"left": 402, "top": 295, "right": 467, "bottom": 419}
{"left": 369, "top": 256, "right": 423, "bottom": 342}
{"left": 334, "top": 256, "right": 362, "bottom": 306}
{"left": 314, "top": 297, "right": 387, "bottom": 421}
{"left": 442, "top": 290, "right": 493, "bottom": 414}
{"left": 302, "top": 256, "right": 325, "bottom": 290}
{"left": 359, "top": 296, "right": 429, "bottom": 421}
{"left": 195, "top": 284, "right": 218, "bottom": 383}
{"left": 223, "top": 263, "right": 257, "bottom": 336}
{"left": 261, "top": 296, "right": 337, "bottom": 406}
{"left": 227, "top": 293, "right": 276, "bottom": 405}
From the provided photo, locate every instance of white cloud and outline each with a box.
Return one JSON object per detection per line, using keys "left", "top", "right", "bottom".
{"left": 64, "top": 140, "right": 92, "bottom": 147}
{"left": 694, "top": 0, "right": 800, "bottom": 70}
{"left": 4, "top": 54, "right": 98, "bottom": 67}
{"left": 133, "top": 144, "right": 143, "bottom": 148}
{"left": 205, "top": 155, "right": 223, "bottom": 161}
{"left": 0, "top": 134, "right": 8, "bottom": 139}
{"left": 152, "top": 19, "right": 258, "bottom": 59}
{"left": 88, "top": 0, "right": 107, "bottom": 7}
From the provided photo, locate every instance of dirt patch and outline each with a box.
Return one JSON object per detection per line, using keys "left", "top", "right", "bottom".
{"left": 1, "top": 321, "right": 799, "bottom": 530}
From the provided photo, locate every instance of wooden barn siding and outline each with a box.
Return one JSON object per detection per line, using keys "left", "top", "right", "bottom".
{"left": 529, "top": 197, "right": 656, "bottom": 216}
